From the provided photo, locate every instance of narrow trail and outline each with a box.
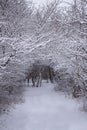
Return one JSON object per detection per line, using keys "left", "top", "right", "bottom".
{"left": 0, "top": 83, "right": 87, "bottom": 130}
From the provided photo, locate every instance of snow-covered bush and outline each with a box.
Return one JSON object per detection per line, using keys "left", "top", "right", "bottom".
{"left": 54, "top": 68, "right": 74, "bottom": 93}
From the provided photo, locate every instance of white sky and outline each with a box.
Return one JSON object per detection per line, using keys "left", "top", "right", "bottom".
{"left": 33, "top": 0, "right": 50, "bottom": 6}
{"left": 26, "top": 0, "right": 51, "bottom": 7}
{"left": 26, "top": 0, "right": 73, "bottom": 8}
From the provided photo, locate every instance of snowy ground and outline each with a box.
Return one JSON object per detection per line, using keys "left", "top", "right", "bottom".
{"left": 0, "top": 83, "right": 87, "bottom": 130}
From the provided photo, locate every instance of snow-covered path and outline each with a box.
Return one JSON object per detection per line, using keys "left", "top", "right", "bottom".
{"left": 0, "top": 83, "right": 87, "bottom": 130}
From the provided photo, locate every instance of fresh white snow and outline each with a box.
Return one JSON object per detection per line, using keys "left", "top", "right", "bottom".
{"left": 0, "top": 83, "right": 87, "bottom": 130}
